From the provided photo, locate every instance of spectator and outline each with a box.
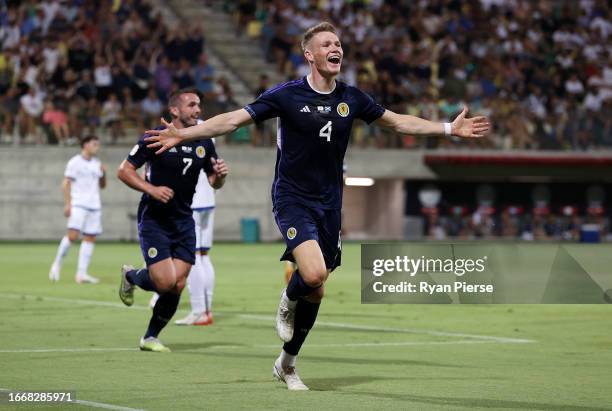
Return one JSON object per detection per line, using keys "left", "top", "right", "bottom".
{"left": 121, "top": 88, "right": 141, "bottom": 130}
{"left": 110, "top": 63, "right": 132, "bottom": 99}
{"left": 76, "top": 70, "right": 97, "bottom": 101}
{"left": 173, "top": 58, "right": 194, "bottom": 89}
{"left": 41, "top": 38, "right": 61, "bottom": 77}
{"left": 0, "top": 87, "right": 20, "bottom": 142}
{"left": 94, "top": 54, "right": 113, "bottom": 102}
{"left": 19, "top": 87, "right": 45, "bottom": 144}
{"left": 42, "top": 100, "right": 70, "bottom": 144}
{"left": 194, "top": 53, "right": 215, "bottom": 97}
{"left": 185, "top": 26, "right": 205, "bottom": 64}
{"left": 213, "top": 76, "right": 237, "bottom": 111}
{"left": 101, "top": 93, "right": 123, "bottom": 143}
{"left": 153, "top": 55, "right": 172, "bottom": 102}
{"left": 140, "top": 88, "right": 163, "bottom": 130}
{"left": 131, "top": 54, "right": 151, "bottom": 101}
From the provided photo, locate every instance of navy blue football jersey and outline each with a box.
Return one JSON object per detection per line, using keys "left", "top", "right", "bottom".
{"left": 127, "top": 127, "right": 217, "bottom": 219}
{"left": 245, "top": 76, "right": 384, "bottom": 210}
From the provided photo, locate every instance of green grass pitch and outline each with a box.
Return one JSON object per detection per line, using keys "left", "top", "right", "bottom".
{"left": 0, "top": 242, "right": 611, "bottom": 410}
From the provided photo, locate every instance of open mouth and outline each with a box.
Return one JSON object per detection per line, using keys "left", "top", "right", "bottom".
{"left": 327, "top": 55, "right": 341, "bottom": 65}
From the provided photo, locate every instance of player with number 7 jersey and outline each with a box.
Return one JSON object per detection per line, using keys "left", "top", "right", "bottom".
{"left": 126, "top": 127, "right": 217, "bottom": 221}
{"left": 116, "top": 88, "right": 228, "bottom": 353}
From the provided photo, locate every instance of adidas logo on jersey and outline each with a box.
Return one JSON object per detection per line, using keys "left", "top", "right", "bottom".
{"left": 300, "top": 105, "right": 311, "bottom": 113}
{"left": 169, "top": 147, "right": 177, "bottom": 153}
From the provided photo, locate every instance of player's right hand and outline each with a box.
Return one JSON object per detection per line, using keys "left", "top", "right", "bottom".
{"left": 144, "top": 118, "right": 182, "bottom": 155}
{"left": 63, "top": 205, "right": 71, "bottom": 218}
{"left": 148, "top": 186, "right": 174, "bottom": 203}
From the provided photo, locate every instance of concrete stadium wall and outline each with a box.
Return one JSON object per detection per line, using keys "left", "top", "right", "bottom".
{"left": 0, "top": 146, "right": 277, "bottom": 241}
{"left": 0, "top": 146, "right": 429, "bottom": 241}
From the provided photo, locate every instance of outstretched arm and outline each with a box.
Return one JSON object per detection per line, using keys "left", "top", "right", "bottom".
{"left": 144, "top": 109, "right": 254, "bottom": 154}
{"left": 374, "top": 106, "right": 490, "bottom": 138}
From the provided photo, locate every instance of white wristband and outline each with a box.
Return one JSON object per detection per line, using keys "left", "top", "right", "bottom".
{"left": 444, "top": 122, "right": 452, "bottom": 136}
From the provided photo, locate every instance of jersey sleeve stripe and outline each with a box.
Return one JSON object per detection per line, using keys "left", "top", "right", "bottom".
{"left": 244, "top": 105, "right": 257, "bottom": 120}
{"left": 260, "top": 78, "right": 303, "bottom": 97}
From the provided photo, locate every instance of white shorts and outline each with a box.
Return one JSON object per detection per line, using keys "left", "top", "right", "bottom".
{"left": 67, "top": 206, "right": 102, "bottom": 236}
{"left": 193, "top": 208, "right": 214, "bottom": 251}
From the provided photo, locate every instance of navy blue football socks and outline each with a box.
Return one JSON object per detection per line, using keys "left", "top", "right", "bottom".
{"left": 126, "top": 268, "right": 158, "bottom": 292}
{"left": 283, "top": 299, "right": 320, "bottom": 355}
{"left": 286, "top": 270, "right": 320, "bottom": 301}
{"left": 144, "top": 292, "right": 181, "bottom": 339}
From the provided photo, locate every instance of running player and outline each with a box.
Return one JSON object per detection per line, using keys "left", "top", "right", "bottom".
{"left": 49, "top": 135, "right": 106, "bottom": 284}
{"left": 144, "top": 22, "right": 490, "bottom": 387}
{"left": 117, "top": 88, "right": 228, "bottom": 352}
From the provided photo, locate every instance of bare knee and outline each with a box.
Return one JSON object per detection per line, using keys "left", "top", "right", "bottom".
{"left": 304, "top": 284, "right": 324, "bottom": 303}
{"left": 174, "top": 277, "right": 186, "bottom": 293}
{"left": 300, "top": 266, "right": 327, "bottom": 288}
{"left": 67, "top": 230, "right": 79, "bottom": 242}
{"left": 152, "top": 275, "right": 177, "bottom": 293}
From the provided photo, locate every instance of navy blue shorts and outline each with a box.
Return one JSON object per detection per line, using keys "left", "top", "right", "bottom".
{"left": 138, "top": 212, "right": 196, "bottom": 266}
{"left": 273, "top": 203, "right": 342, "bottom": 271}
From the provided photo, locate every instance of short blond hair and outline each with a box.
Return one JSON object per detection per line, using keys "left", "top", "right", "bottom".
{"left": 301, "top": 22, "right": 338, "bottom": 52}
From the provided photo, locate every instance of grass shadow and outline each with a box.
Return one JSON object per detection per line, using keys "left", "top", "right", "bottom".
{"left": 342, "top": 390, "right": 611, "bottom": 411}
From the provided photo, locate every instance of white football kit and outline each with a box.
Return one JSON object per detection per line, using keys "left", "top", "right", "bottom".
{"left": 64, "top": 154, "right": 103, "bottom": 235}
{"left": 192, "top": 168, "right": 215, "bottom": 250}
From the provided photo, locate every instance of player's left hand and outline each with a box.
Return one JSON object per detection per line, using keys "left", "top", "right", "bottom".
{"left": 100, "top": 164, "right": 107, "bottom": 175}
{"left": 211, "top": 157, "right": 229, "bottom": 179}
{"left": 144, "top": 118, "right": 182, "bottom": 154}
{"left": 451, "top": 106, "right": 490, "bottom": 138}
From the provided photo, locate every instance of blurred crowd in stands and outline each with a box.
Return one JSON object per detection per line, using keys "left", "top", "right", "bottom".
{"left": 0, "top": 0, "right": 610, "bottom": 149}
{"left": 0, "top": 0, "right": 237, "bottom": 145}
{"left": 233, "top": 0, "right": 612, "bottom": 150}
{"left": 423, "top": 205, "right": 610, "bottom": 241}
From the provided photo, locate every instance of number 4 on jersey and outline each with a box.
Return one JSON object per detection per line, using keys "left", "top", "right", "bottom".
{"left": 319, "top": 121, "right": 332, "bottom": 142}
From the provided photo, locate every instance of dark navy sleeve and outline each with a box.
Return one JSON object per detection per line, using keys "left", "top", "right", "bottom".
{"left": 353, "top": 87, "right": 385, "bottom": 124}
{"left": 203, "top": 140, "right": 218, "bottom": 176}
{"left": 126, "top": 135, "right": 153, "bottom": 168}
{"left": 244, "top": 86, "right": 284, "bottom": 123}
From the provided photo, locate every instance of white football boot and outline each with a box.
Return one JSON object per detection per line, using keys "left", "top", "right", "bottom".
{"left": 275, "top": 289, "right": 297, "bottom": 342}
{"left": 273, "top": 358, "right": 309, "bottom": 391}
{"left": 49, "top": 263, "right": 60, "bottom": 282}
{"left": 75, "top": 273, "right": 99, "bottom": 284}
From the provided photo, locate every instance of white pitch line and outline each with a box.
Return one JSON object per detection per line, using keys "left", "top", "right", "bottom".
{"left": 0, "top": 348, "right": 136, "bottom": 353}
{"left": 73, "top": 399, "right": 145, "bottom": 411}
{"left": 251, "top": 340, "right": 502, "bottom": 348}
{"left": 0, "top": 388, "right": 144, "bottom": 411}
{"left": 0, "top": 339, "right": 504, "bottom": 355}
{"left": 0, "top": 293, "right": 149, "bottom": 311}
{"left": 0, "top": 292, "right": 535, "bottom": 344}
{"left": 238, "top": 314, "right": 535, "bottom": 344}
